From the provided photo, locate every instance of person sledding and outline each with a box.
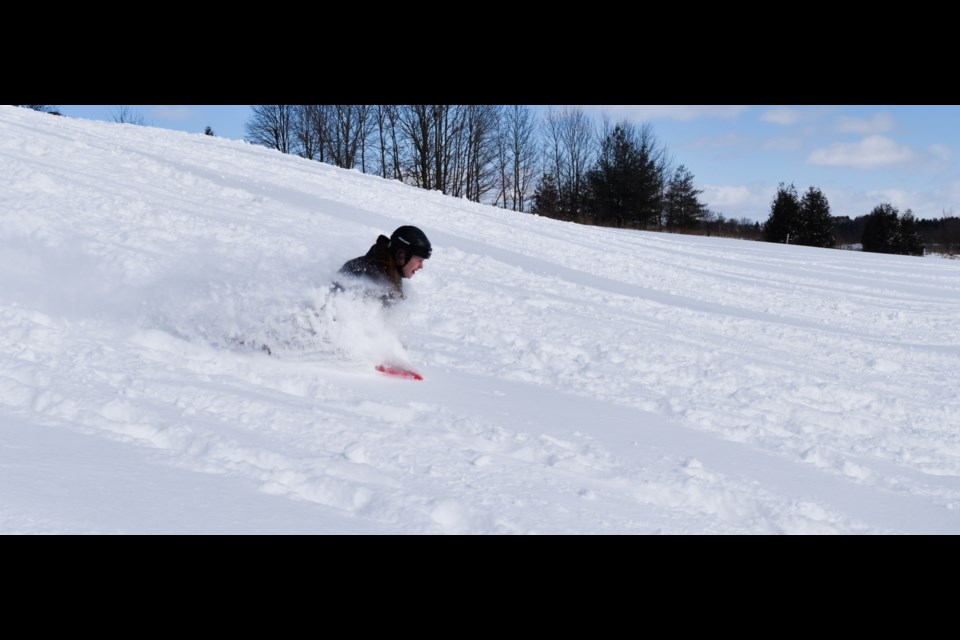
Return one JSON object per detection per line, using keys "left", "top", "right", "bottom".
{"left": 335, "top": 225, "right": 432, "bottom": 306}
{"left": 335, "top": 225, "right": 432, "bottom": 380}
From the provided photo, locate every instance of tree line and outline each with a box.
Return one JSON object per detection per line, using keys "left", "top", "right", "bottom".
{"left": 532, "top": 117, "right": 709, "bottom": 230}
{"left": 245, "top": 105, "right": 539, "bottom": 210}
{"left": 760, "top": 183, "right": 951, "bottom": 256}
{"left": 244, "top": 105, "right": 711, "bottom": 230}
{"left": 834, "top": 211, "right": 960, "bottom": 256}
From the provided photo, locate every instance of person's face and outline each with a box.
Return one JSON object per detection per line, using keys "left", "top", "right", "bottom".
{"left": 400, "top": 253, "right": 426, "bottom": 278}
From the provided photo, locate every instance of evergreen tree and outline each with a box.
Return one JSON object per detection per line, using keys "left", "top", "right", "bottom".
{"left": 585, "top": 121, "right": 664, "bottom": 227}
{"left": 531, "top": 173, "right": 560, "bottom": 215}
{"left": 797, "top": 186, "right": 836, "bottom": 247}
{"left": 634, "top": 123, "right": 668, "bottom": 228}
{"left": 587, "top": 123, "right": 644, "bottom": 226}
{"left": 762, "top": 183, "right": 800, "bottom": 243}
{"left": 663, "top": 164, "right": 707, "bottom": 229}
{"left": 861, "top": 203, "right": 900, "bottom": 253}
{"left": 896, "top": 209, "right": 925, "bottom": 256}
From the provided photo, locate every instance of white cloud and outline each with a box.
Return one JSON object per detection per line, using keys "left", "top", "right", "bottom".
{"left": 700, "top": 184, "right": 774, "bottom": 221}
{"left": 589, "top": 105, "right": 748, "bottom": 121}
{"left": 808, "top": 135, "right": 914, "bottom": 169}
{"left": 929, "top": 143, "right": 952, "bottom": 161}
{"left": 703, "top": 185, "right": 755, "bottom": 207}
{"left": 835, "top": 112, "right": 895, "bottom": 134}
{"left": 760, "top": 107, "right": 807, "bottom": 125}
{"left": 867, "top": 188, "right": 911, "bottom": 208}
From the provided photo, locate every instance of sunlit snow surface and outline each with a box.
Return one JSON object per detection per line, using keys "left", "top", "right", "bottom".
{"left": 2, "top": 106, "right": 959, "bottom": 534}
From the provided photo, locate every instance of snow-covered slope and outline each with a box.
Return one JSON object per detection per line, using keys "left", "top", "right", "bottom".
{"left": 3, "top": 105, "right": 959, "bottom": 534}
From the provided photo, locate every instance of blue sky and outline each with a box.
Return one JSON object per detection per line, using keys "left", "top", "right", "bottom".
{"left": 58, "top": 105, "right": 960, "bottom": 223}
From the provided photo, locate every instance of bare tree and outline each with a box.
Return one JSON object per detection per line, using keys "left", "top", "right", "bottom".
{"left": 434, "top": 105, "right": 460, "bottom": 194}
{"left": 327, "top": 105, "right": 372, "bottom": 170}
{"left": 245, "top": 105, "right": 295, "bottom": 154}
{"left": 394, "top": 105, "right": 500, "bottom": 201}
{"left": 446, "top": 106, "right": 469, "bottom": 197}
{"left": 494, "top": 117, "right": 512, "bottom": 209}
{"left": 542, "top": 108, "right": 565, "bottom": 209}
{"left": 444, "top": 105, "right": 498, "bottom": 201}
{"left": 462, "top": 105, "right": 501, "bottom": 203}
{"left": 111, "top": 105, "right": 147, "bottom": 125}
{"left": 542, "top": 107, "right": 594, "bottom": 217}
{"left": 369, "top": 104, "right": 404, "bottom": 180}
{"left": 564, "top": 108, "right": 595, "bottom": 217}
{"left": 309, "top": 105, "right": 332, "bottom": 163}
{"left": 400, "top": 105, "right": 430, "bottom": 188}
{"left": 400, "top": 105, "right": 460, "bottom": 191}
{"left": 506, "top": 105, "right": 538, "bottom": 212}
{"left": 292, "top": 105, "right": 322, "bottom": 160}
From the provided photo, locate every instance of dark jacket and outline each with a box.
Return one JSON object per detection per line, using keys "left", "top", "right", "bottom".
{"left": 337, "top": 235, "right": 403, "bottom": 304}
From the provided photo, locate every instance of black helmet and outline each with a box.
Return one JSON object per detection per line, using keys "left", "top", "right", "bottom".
{"left": 390, "top": 226, "right": 432, "bottom": 259}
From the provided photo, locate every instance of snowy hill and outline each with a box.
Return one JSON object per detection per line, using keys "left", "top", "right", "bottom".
{"left": 3, "top": 105, "right": 960, "bottom": 534}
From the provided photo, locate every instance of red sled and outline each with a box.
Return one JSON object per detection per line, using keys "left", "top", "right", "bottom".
{"left": 375, "top": 364, "right": 424, "bottom": 380}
